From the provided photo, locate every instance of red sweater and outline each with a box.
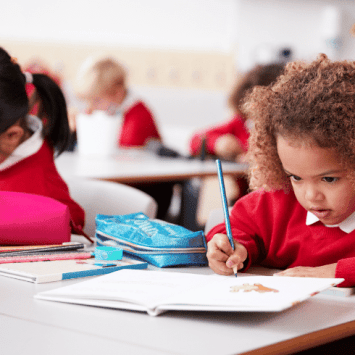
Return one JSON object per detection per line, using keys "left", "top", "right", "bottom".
{"left": 0, "top": 141, "right": 85, "bottom": 235}
{"left": 119, "top": 101, "right": 161, "bottom": 147}
{"left": 189, "top": 114, "right": 250, "bottom": 156}
{"left": 206, "top": 189, "right": 355, "bottom": 287}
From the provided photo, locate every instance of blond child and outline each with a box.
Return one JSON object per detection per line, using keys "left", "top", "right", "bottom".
{"left": 71, "top": 56, "right": 161, "bottom": 147}
{"left": 206, "top": 54, "right": 355, "bottom": 287}
{"left": 70, "top": 56, "right": 171, "bottom": 219}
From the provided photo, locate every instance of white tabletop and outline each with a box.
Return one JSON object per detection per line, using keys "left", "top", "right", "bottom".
{"left": 1, "top": 264, "right": 355, "bottom": 355}
{"left": 55, "top": 150, "right": 247, "bottom": 184}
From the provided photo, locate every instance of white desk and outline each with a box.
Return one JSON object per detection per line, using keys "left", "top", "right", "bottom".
{"left": 55, "top": 150, "right": 247, "bottom": 184}
{"left": 1, "top": 265, "right": 355, "bottom": 355}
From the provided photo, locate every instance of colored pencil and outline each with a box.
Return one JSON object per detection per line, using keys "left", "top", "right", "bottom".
{"left": 216, "top": 159, "right": 238, "bottom": 277}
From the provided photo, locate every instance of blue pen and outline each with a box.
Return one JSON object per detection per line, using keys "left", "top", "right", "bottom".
{"left": 216, "top": 159, "right": 238, "bottom": 277}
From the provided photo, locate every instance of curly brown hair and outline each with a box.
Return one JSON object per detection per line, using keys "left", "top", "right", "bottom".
{"left": 244, "top": 54, "right": 355, "bottom": 191}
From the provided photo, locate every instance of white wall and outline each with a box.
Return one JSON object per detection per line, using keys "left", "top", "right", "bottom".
{"left": 237, "top": 0, "right": 355, "bottom": 71}
{"left": 2, "top": 0, "right": 355, "bottom": 72}
{"left": 0, "top": 0, "right": 238, "bottom": 52}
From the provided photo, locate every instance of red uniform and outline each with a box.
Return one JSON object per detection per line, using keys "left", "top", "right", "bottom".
{"left": 119, "top": 100, "right": 161, "bottom": 147}
{"left": 0, "top": 140, "right": 85, "bottom": 235}
{"left": 189, "top": 114, "right": 249, "bottom": 156}
{"left": 206, "top": 189, "right": 355, "bottom": 287}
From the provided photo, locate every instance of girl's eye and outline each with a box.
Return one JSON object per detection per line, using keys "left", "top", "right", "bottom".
{"left": 288, "top": 175, "right": 301, "bottom": 182}
{"left": 322, "top": 177, "right": 339, "bottom": 183}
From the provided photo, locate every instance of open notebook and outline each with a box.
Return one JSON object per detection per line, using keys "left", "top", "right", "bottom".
{"left": 35, "top": 269, "right": 343, "bottom": 316}
{"left": 243, "top": 266, "right": 355, "bottom": 297}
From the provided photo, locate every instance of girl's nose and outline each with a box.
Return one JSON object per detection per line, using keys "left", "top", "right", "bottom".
{"left": 304, "top": 184, "right": 323, "bottom": 202}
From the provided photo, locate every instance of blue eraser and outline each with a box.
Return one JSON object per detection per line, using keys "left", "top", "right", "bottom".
{"left": 94, "top": 246, "right": 123, "bottom": 260}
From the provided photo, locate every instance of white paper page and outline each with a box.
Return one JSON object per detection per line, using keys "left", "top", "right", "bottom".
{"left": 36, "top": 270, "right": 209, "bottom": 310}
{"left": 159, "top": 275, "right": 342, "bottom": 312}
{"left": 38, "top": 296, "right": 150, "bottom": 314}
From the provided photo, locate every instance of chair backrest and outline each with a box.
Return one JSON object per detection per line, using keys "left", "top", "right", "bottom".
{"left": 65, "top": 178, "right": 158, "bottom": 238}
{"left": 204, "top": 207, "right": 232, "bottom": 236}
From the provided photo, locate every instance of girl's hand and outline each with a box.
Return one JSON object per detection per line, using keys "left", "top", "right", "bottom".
{"left": 207, "top": 233, "right": 248, "bottom": 275}
{"left": 215, "top": 134, "right": 243, "bottom": 161}
{"left": 274, "top": 263, "right": 337, "bottom": 278}
{"left": 236, "top": 152, "right": 247, "bottom": 163}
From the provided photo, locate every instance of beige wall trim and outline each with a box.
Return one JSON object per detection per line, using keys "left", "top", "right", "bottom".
{"left": 1, "top": 39, "right": 236, "bottom": 91}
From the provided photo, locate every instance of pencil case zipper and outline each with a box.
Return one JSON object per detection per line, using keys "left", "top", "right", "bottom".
{"left": 96, "top": 231, "right": 207, "bottom": 255}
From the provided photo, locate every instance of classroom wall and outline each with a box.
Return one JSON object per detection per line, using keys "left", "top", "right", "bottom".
{"left": 4, "top": 0, "right": 354, "bottom": 83}
{"left": 0, "top": 0, "right": 240, "bottom": 154}
{"left": 237, "top": 0, "right": 355, "bottom": 71}
{"left": 2, "top": 0, "right": 238, "bottom": 52}
{"left": 0, "top": 0, "right": 238, "bottom": 90}
{"left": 1, "top": 0, "right": 355, "bottom": 154}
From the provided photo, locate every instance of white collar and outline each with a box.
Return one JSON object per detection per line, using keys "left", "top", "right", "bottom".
{"left": 306, "top": 210, "right": 355, "bottom": 233}
{"left": 0, "top": 115, "right": 43, "bottom": 171}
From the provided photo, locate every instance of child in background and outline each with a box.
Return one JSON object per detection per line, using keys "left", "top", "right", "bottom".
{"left": 206, "top": 54, "right": 355, "bottom": 287}
{"left": 189, "top": 63, "right": 285, "bottom": 208}
{"left": 71, "top": 56, "right": 161, "bottom": 147}
{"left": 0, "top": 47, "right": 85, "bottom": 236}
{"left": 70, "top": 56, "right": 172, "bottom": 220}
{"left": 189, "top": 63, "right": 285, "bottom": 162}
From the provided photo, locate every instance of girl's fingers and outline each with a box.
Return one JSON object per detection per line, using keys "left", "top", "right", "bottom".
{"left": 207, "top": 234, "right": 233, "bottom": 259}
{"left": 207, "top": 234, "right": 235, "bottom": 275}
{"left": 226, "top": 243, "right": 248, "bottom": 270}
{"left": 207, "top": 234, "right": 248, "bottom": 275}
{"left": 208, "top": 259, "right": 234, "bottom": 275}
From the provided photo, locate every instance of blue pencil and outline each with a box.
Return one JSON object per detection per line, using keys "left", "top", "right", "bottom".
{"left": 216, "top": 159, "right": 238, "bottom": 277}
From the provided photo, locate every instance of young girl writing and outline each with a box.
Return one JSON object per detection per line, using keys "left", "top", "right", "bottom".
{"left": 0, "top": 47, "right": 85, "bottom": 236}
{"left": 206, "top": 54, "right": 355, "bottom": 287}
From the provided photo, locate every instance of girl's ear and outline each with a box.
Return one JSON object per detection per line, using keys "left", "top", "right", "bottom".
{"left": 0, "top": 125, "right": 25, "bottom": 162}
{"left": 3, "top": 125, "right": 25, "bottom": 146}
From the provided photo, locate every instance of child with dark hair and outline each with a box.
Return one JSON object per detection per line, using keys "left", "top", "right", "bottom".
{"left": 207, "top": 54, "right": 355, "bottom": 287}
{"left": 185, "top": 64, "right": 285, "bottom": 223}
{"left": 189, "top": 63, "right": 285, "bottom": 162}
{"left": 0, "top": 47, "right": 85, "bottom": 236}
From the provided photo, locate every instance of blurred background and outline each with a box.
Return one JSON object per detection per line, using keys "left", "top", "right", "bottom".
{"left": 1, "top": 0, "right": 354, "bottom": 154}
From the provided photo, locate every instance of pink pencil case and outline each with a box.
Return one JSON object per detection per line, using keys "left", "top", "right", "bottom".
{"left": 0, "top": 191, "right": 71, "bottom": 245}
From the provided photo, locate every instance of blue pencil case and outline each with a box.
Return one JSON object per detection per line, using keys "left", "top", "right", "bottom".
{"left": 95, "top": 213, "right": 208, "bottom": 267}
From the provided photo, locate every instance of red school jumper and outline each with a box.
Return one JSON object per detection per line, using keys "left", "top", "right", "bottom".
{"left": 206, "top": 189, "right": 355, "bottom": 287}
{"left": 118, "top": 101, "right": 161, "bottom": 147}
{"left": 0, "top": 141, "right": 85, "bottom": 235}
{"left": 189, "top": 114, "right": 250, "bottom": 156}
{"left": 189, "top": 113, "right": 250, "bottom": 197}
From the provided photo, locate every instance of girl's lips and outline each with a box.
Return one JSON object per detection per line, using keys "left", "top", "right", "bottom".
{"left": 310, "top": 209, "right": 331, "bottom": 219}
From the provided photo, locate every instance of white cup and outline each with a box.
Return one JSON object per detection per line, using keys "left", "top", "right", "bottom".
{"left": 76, "top": 111, "right": 121, "bottom": 156}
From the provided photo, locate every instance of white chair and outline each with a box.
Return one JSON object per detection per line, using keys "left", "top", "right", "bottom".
{"left": 65, "top": 177, "right": 158, "bottom": 239}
